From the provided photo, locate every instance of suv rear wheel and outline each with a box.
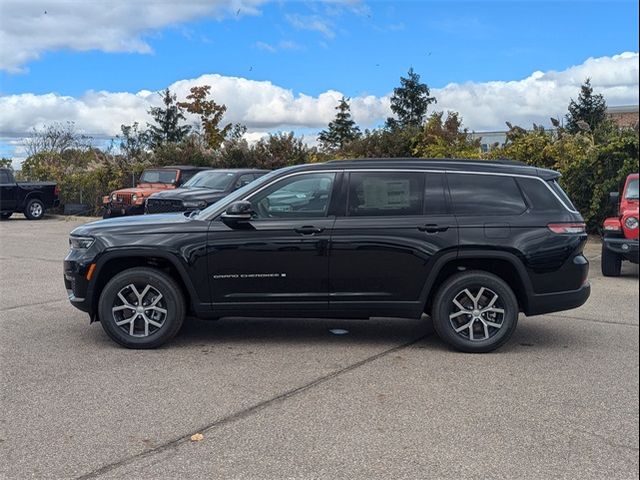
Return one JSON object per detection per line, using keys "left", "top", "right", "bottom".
{"left": 98, "top": 267, "right": 185, "bottom": 348}
{"left": 432, "top": 271, "right": 519, "bottom": 353}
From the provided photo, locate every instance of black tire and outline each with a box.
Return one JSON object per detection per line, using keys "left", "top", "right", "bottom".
{"left": 24, "top": 198, "right": 45, "bottom": 220}
{"left": 601, "top": 243, "right": 622, "bottom": 277}
{"left": 98, "top": 267, "right": 185, "bottom": 348}
{"left": 0, "top": 212, "right": 12, "bottom": 220}
{"left": 431, "top": 271, "right": 519, "bottom": 353}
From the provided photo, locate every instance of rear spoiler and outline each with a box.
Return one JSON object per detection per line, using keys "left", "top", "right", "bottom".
{"left": 536, "top": 168, "right": 561, "bottom": 181}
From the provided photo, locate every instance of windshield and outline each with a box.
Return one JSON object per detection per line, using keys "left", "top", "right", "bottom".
{"left": 139, "top": 169, "right": 177, "bottom": 184}
{"left": 625, "top": 178, "right": 639, "bottom": 200}
{"left": 184, "top": 171, "right": 236, "bottom": 190}
{"left": 193, "top": 168, "right": 287, "bottom": 220}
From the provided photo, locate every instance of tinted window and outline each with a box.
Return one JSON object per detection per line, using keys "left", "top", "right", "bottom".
{"left": 425, "top": 173, "right": 448, "bottom": 215}
{"left": 184, "top": 171, "right": 235, "bottom": 190}
{"left": 0, "top": 170, "right": 10, "bottom": 183}
{"left": 547, "top": 180, "right": 576, "bottom": 210}
{"left": 517, "top": 177, "right": 563, "bottom": 211}
{"left": 250, "top": 173, "right": 335, "bottom": 219}
{"left": 448, "top": 173, "right": 526, "bottom": 216}
{"left": 348, "top": 172, "right": 424, "bottom": 216}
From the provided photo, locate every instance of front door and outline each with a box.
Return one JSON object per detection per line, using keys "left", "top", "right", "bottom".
{"left": 329, "top": 171, "right": 458, "bottom": 318}
{"left": 207, "top": 172, "right": 338, "bottom": 315}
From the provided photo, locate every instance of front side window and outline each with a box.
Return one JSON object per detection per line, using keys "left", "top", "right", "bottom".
{"left": 250, "top": 173, "right": 336, "bottom": 219}
{"left": 625, "top": 178, "right": 639, "bottom": 200}
{"left": 348, "top": 172, "right": 424, "bottom": 216}
{"left": 448, "top": 173, "right": 526, "bottom": 216}
{"left": 139, "top": 169, "right": 178, "bottom": 184}
{"left": 0, "top": 170, "right": 10, "bottom": 183}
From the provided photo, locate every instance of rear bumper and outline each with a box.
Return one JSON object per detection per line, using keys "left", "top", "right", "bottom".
{"left": 525, "top": 282, "right": 591, "bottom": 316}
{"left": 603, "top": 237, "right": 639, "bottom": 263}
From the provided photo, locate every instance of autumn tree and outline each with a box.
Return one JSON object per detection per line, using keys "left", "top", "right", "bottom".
{"left": 178, "top": 85, "right": 231, "bottom": 150}
{"left": 147, "top": 89, "right": 191, "bottom": 149}
{"left": 318, "top": 97, "right": 361, "bottom": 152}
{"left": 386, "top": 68, "right": 436, "bottom": 130}
{"left": 412, "top": 111, "right": 481, "bottom": 158}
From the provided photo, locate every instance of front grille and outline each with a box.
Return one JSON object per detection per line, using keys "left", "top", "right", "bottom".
{"left": 115, "top": 193, "right": 134, "bottom": 205}
{"left": 146, "top": 199, "right": 185, "bottom": 213}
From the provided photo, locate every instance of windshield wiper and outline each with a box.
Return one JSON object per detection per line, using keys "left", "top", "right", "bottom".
{"left": 187, "top": 209, "right": 201, "bottom": 218}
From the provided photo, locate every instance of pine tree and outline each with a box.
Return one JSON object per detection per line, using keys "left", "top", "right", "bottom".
{"left": 386, "top": 68, "right": 436, "bottom": 130}
{"left": 318, "top": 97, "right": 361, "bottom": 152}
{"left": 565, "top": 79, "right": 607, "bottom": 134}
{"left": 147, "top": 89, "right": 191, "bottom": 149}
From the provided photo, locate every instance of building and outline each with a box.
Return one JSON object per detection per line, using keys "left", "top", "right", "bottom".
{"left": 607, "top": 105, "right": 639, "bottom": 129}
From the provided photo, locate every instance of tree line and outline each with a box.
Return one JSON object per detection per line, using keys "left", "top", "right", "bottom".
{"left": 10, "top": 70, "right": 639, "bottom": 231}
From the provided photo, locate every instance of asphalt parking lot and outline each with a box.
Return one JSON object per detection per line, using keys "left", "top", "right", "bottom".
{"left": 1, "top": 214, "right": 638, "bottom": 480}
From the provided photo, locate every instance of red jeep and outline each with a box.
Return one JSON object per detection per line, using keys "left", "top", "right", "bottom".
{"left": 601, "top": 173, "right": 639, "bottom": 276}
{"left": 102, "top": 166, "right": 207, "bottom": 218}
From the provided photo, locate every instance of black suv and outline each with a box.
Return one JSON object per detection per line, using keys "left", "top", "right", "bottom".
{"left": 64, "top": 159, "right": 590, "bottom": 352}
{"left": 145, "top": 169, "right": 268, "bottom": 214}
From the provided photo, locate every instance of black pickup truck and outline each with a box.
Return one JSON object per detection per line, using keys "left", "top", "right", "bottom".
{"left": 0, "top": 167, "right": 60, "bottom": 220}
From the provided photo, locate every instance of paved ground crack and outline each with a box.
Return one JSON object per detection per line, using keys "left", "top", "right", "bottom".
{"left": 546, "top": 313, "right": 639, "bottom": 328}
{"left": 0, "top": 298, "right": 66, "bottom": 313}
{"left": 76, "top": 332, "right": 431, "bottom": 479}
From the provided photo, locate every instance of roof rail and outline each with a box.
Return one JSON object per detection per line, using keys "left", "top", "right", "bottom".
{"left": 324, "top": 157, "right": 527, "bottom": 167}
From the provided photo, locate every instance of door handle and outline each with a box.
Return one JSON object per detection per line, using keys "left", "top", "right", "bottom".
{"left": 294, "top": 226, "right": 324, "bottom": 235}
{"left": 418, "top": 224, "right": 449, "bottom": 233}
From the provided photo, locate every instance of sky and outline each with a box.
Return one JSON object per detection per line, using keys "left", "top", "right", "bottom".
{"left": 0, "top": 0, "right": 638, "bottom": 164}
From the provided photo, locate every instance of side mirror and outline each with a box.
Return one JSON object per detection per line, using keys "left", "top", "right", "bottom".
{"left": 221, "top": 201, "right": 253, "bottom": 226}
{"left": 609, "top": 192, "right": 620, "bottom": 206}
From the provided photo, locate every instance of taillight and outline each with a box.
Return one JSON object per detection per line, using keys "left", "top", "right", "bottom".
{"left": 54, "top": 185, "right": 60, "bottom": 196}
{"left": 547, "top": 223, "right": 586, "bottom": 234}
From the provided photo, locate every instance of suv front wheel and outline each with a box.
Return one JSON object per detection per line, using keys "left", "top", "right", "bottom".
{"left": 98, "top": 267, "right": 185, "bottom": 348}
{"left": 432, "top": 271, "right": 519, "bottom": 353}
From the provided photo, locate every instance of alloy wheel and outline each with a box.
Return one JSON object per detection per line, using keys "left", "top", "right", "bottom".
{"left": 448, "top": 286, "right": 505, "bottom": 341}
{"left": 111, "top": 283, "right": 167, "bottom": 337}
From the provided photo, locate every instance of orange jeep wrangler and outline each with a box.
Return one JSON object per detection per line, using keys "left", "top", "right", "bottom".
{"left": 102, "top": 166, "right": 207, "bottom": 218}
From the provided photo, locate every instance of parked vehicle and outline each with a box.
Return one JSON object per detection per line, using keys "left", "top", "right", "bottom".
{"left": 0, "top": 167, "right": 59, "bottom": 220}
{"left": 145, "top": 169, "right": 268, "bottom": 214}
{"left": 102, "top": 166, "right": 208, "bottom": 218}
{"left": 601, "top": 173, "right": 639, "bottom": 276}
{"left": 64, "top": 159, "right": 590, "bottom": 352}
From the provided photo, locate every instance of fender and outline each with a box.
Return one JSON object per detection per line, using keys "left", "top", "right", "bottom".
{"left": 88, "top": 247, "right": 206, "bottom": 316}
{"left": 419, "top": 248, "right": 534, "bottom": 311}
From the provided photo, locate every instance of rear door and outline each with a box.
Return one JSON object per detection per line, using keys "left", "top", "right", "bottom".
{"left": 329, "top": 170, "right": 458, "bottom": 318}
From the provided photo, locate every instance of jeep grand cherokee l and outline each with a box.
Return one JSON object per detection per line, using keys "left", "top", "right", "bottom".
{"left": 64, "top": 159, "right": 590, "bottom": 352}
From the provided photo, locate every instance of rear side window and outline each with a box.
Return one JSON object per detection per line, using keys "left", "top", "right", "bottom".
{"left": 448, "top": 173, "right": 526, "bottom": 216}
{"left": 517, "top": 177, "right": 564, "bottom": 211}
{"left": 547, "top": 180, "right": 576, "bottom": 211}
{"left": 348, "top": 172, "right": 424, "bottom": 216}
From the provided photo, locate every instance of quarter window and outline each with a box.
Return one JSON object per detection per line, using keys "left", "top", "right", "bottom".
{"left": 347, "top": 172, "right": 424, "bottom": 216}
{"left": 250, "top": 173, "right": 336, "bottom": 219}
{"left": 448, "top": 173, "right": 526, "bottom": 216}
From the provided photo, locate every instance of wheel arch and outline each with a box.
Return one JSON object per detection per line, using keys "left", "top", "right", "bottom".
{"left": 89, "top": 250, "right": 201, "bottom": 317}
{"left": 421, "top": 250, "right": 533, "bottom": 315}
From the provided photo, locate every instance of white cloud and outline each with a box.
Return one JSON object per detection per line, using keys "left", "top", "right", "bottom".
{"left": 0, "top": 0, "right": 268, "bottom": 72}
{"left": 285, "top": 14, "right": 336, "bottom": 38}
{"left": 0, "top": 52, "right": 637, "bottom": 154}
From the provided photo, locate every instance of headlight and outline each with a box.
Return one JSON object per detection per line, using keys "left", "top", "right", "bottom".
{"left": 183, "top": 200, "right": 207, "bottom": 208}
{"left": 111, "top": 193, "right": 117, "bottom": 201}
{"left": 625, "top": 217, "right": 639, "bottom": 230}
{"left": 69, "top": 236, "right": 95, "bottom": 249}
{"left": 132, "top": 194, "right": 138, "bottom": 202}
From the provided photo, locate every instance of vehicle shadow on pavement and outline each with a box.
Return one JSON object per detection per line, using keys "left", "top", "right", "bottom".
{"left": 170, "top": 315, "right": 434, "bottom": 349}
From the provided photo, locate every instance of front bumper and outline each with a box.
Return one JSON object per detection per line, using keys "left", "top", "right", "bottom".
{"left": 103, "top": 203, "right": 145, "bottom": 217}
{"left": 603, "top": 237, "right": 639, "bottom": 263}
{"left": 63, "top": 252, "right": 96, "bottom": 314}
